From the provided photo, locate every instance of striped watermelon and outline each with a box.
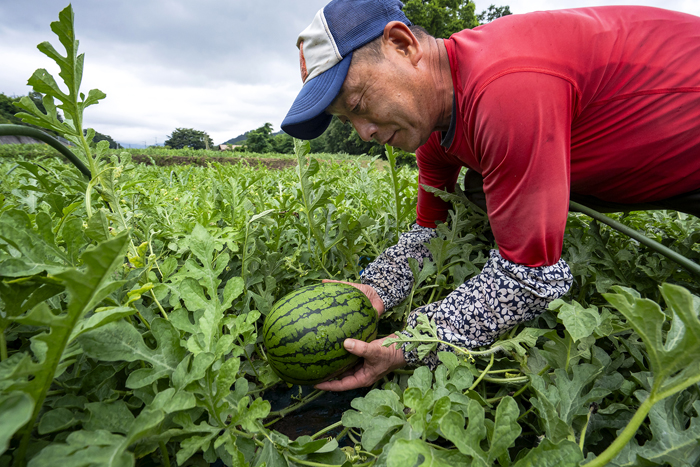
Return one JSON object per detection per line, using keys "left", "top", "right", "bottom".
{"left": 263, "top": 283, "right": 378, "bottom": 385}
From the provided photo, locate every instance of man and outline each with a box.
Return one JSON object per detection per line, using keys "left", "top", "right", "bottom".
{"left": 281, "top": 0, "right": 700, "bottom": 391}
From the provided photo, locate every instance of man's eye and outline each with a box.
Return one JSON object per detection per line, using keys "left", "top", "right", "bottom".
{"left": 352, "top": 101, "right": 361, "bottom": 113}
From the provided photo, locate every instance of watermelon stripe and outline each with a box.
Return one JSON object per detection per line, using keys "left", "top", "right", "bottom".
{"left": 275, "top": 320, "right": 377, "bottom": 356}
{"left": 269, "top": 310, "right": 373, "bottom": 349}
{"left": 265, "top": 289, "right": 358, "bottom": 332}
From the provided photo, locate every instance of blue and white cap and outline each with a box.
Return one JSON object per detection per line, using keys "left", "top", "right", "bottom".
{"left": 281, "top": 0, "right": 411, "bottom": 140}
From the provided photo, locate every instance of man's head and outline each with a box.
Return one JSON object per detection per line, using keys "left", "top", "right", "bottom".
{"left": 281, "top": 0, "right": 414, "bottom": 142}
{"left": 325, "top": 23, "right": 439, "bottom": 151}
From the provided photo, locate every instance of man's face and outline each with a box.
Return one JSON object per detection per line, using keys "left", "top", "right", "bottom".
{"left": 325, "top": 52, "right": 433, "bottom": 152}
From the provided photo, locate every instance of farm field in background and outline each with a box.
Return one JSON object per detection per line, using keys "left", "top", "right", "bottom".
{"left": 1, "top": 4, "right": 700, "bottom": 467}
{"left": 0, "top": 144, "right": 385, "bottom": 171}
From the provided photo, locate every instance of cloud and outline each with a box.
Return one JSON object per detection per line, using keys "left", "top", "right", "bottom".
{"left": 1, "top": 0, "right": 698, "bottom": 147}
{"left": 0, "top": 0, "right": 327, "bottom": 146}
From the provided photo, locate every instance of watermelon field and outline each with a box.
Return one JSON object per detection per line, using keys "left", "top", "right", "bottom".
{"left": 2, "top": 5, "right": 700, "bottom": 467}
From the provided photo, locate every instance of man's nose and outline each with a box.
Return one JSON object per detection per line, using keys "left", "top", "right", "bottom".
{"left": 352, "top": 118, "right": 376, "bottom": 142}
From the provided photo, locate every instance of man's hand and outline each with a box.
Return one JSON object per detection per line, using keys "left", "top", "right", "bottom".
{"left": 315, "top": 335, "right": 406, "bottom": 391}
{"left": 322, "top": 279, "right": 385, "bottom": 316}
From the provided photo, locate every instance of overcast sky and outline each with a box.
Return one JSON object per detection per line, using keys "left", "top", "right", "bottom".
{"left": 1, "top": 0, "right": 698, "bottom": 147}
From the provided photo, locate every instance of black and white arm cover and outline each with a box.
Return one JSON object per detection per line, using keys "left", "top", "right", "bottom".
{"left": 361, "top": 225, "right": 573, "bottom": 369}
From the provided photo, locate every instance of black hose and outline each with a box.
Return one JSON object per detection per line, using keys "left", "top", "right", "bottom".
{"left": 570, "top": 200, "right": 700, "bottom": 277}
{"left": 0, "top": 124, "right": 92, "bottom": 179}
{"left": 5, "top": 164, "right": 20, "bottom": 177}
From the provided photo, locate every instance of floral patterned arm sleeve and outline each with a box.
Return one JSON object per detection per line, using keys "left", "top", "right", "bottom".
{"left": 402, "top": 249, "right": 573, "bottom": 369}
{"left": 360, "top": 224, "right": 438, "bottom": 310}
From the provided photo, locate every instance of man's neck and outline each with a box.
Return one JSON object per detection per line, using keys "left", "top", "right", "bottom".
{"left": 431, "top": 38, "right": 454, "bottom": 133}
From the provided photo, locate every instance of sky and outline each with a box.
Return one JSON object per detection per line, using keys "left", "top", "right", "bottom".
{"left": 1, "top": 0, "right": 698, "bottom": 148}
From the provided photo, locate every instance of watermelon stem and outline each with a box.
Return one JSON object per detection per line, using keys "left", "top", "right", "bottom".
{"left": 266, "top": 388, "right": 325, "bottom": 420}
{"left": 468, "top": 353, "right": 494, "bottom": 392}
{"left": 238, "top": 336, "right": 261, "bottom": 380}
{"left": 309, "top": 420, "right": 343, "bottom": 440}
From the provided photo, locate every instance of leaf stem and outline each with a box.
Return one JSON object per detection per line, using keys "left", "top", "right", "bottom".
{"left": 149, "top": 289, "right": 168, "bottom": 320}
{"left": 583, "top": 394, "right": 656, "bottom": 467}
{"left": 310, "top": 420, "right": 343, "bottom": 440}
{"left": 230, "top": 428, "right": 265, "bottom": 447}
{"left": 159, "top": 441, "right": 171, "bottom": 467}
{"left": 286, "top": 456, "right": 343, "bottom": 467}
{"left": 579, "top": 406, "right": 593, "bottom": 451}
{"left": 0, "top": 331, "right": 6, "bottom": 361}
{"left": 266, "top": 389, "right": 325, "bottom": 419}
{"left": 468, "top": 353, "right": 494, "bottom": 392}
{"left": 385, "top": 144, "right": 402, "bottom": 244}
{"left": 482, "top": 375, "right": 529, "bottom": 384}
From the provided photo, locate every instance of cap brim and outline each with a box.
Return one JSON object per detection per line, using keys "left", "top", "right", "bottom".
{"left": 281, "top": 52, "right": 353, "bottom": 140}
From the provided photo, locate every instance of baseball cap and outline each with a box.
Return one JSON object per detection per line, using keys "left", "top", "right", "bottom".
{"left": 281, "top": 0, "right": 411, "bottom": 140}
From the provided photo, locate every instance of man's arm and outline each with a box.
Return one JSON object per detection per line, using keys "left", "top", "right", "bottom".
{"left": 360, "top": 224, "right": 438, "bottom": 309}
{"left": 402, "top": 250, "right": 572, "bottom": 369}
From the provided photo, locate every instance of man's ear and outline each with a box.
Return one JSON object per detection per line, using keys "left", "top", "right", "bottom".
{"left": 382, "top": 21, "right": 423, "bottom": 66}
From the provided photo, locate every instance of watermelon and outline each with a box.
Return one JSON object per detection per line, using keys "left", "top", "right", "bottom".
{"left": 263, "top": 283, "right": 378, "bottom": 385}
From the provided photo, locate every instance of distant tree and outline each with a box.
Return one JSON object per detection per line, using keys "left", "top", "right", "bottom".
{"left": 272, "top": 132, "right": 294, "bottom": 154}
{"left": 0, "top": 93, "right": 22, "bottom": 124}
{"left": 477, "top": 4, "right": 512, "bottom": 23}
{"left": 309, "top": 136, "right": 326, "bottom": 154}
{"left": 92, "top": 130, "right": 122, "bottom": 149}
{"left": 402, "top": 0, "right": 479, "bottom": 38}
{"left": 0, "top": 92, "right": 64, "bottom": 133}
{"left": 322, "top": 117, "right": 382, "bottom": 155}
{"left": 164, "top": 128, "right": 214, "bottom": 150}
{"left": 244, "top": 123, "right": 274, "bottom": 153}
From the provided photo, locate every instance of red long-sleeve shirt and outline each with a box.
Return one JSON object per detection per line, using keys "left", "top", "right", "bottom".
{"left": 416, "top": 6, "right": 700, "bottom": 267}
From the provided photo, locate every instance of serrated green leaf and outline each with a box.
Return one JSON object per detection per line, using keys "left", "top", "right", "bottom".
{"left": 6, "top": 234, "right": 128, "bottom": 462}
{"left": 38, "top": 407, "right": 81, "bottom": 435}
{"left": 79, "top": 318, "right": 185, "bottom": 388}
{"left": 550, "top": 299, "right": 602, "bottom": 342}
{"left": 253, "top": 438, "right": 288, "bottom": 467}
{"left": 386, "top": 438, "right": 456, "bottom": 467}
{"left": 496, "top": 327, "right": 549, "bottom": 357}
{"left": 511, "top": 439, "right": 583, "bottom": 467}
{"left": 604, "top": 284, "right": 700, "bottom": 395}
{"left": 27, "top": 430, "right": 133, "bottom": 467}
{"left": 0, "top": 392, "right": 33, "bottom": 455}
{"left": 84, "top": 401, "right": 135, "bottom": 435}
{"left": 488, "top": 397, "right": 522, "bottom": 464}
{"left": 0, "top": 209, "right": 68, "bottom": 276}
{"left": 610, "top": 395, "right": 700, "bottom": 467}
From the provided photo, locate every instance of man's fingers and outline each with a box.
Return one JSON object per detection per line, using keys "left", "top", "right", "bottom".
{"left": 315, "top": 373, "right": 363, "bottom": 391}
{"left": 344, "top": 338, "right": 370, "bottom": 357}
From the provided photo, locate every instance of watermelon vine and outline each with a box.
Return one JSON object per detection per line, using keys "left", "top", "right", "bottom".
{"left": 1, "top": 4, "right": 700, "bottom": 467}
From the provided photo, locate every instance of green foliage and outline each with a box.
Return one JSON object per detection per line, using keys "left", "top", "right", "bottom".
{"left": 272, "top": 132, "right": 294, "bottom": 154}
{"left": 477, "top": 4, "right": 512, "bottom": 24}
{"left": 243, "top": 123, "right": 274, "bottom": 153}
{"left": 322, "top": 117, "right": 383, "bottom": 156}
{"left": 164, "top": 127, "right": 214, "bottom": 150}
{"left": 1, "top": 92, "right": 64, "bottom": 132}
{"left": 91, "top": 130, "right": 121, "bottom": 149}
{"left": 3, "top": 4, "right": 700, "bottom": 467}
{"left": 402, "top": 0, "right": 479, "bottom": 38}
{"left": 0, "top": 94, "right": 25, "bottom": 126}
